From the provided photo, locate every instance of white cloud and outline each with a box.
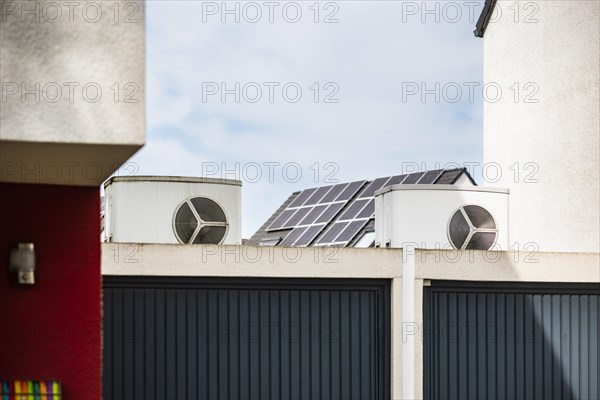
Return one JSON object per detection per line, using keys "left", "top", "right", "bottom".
{"left": 128, "top": 136, "right": 211, "bottom": 176}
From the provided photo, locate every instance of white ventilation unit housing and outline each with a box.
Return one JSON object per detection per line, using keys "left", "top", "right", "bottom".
{"left": 375, "top": 185, "right": 509, "bottom": 250}
{"left": 103, "top": 176, "right": 241, "bottom": 244}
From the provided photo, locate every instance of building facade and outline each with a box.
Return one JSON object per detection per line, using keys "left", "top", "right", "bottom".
{"left": 0, "top": 1, "right": 145, "bottom": 397}
{"left": 481, "top": 0, "right": 600, "bottom": 253}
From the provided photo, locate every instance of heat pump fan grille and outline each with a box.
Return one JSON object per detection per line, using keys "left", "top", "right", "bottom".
{"left": 448, "top": 205, "right": 498, "bottom": 250}
{"left": 466, "top": 232, "right": 497, "bottom": 250}
{"left": 193, "top": 226, "right": 228, "bottom": 244}
{"left": 174, "top": 202, "right": 198, "bottom": 244}
{"left": 190, "top": 197, "right": 227, "bottom": 223}
{"left": 448, "top": 210, "right": 470, "bottom": 249}
{"left": 463, "top": 205, "right": 496, "bottom": 229}
{"left": 173, "top": 197, "right": 228, "bottom": 244}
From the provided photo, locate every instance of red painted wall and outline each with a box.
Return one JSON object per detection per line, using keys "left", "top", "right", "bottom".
{"left": 0, "top": 182, "right": 101, "bottom": 399}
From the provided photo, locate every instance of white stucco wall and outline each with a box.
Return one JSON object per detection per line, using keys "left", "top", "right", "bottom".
{"left": 0, "top": 0, "right": 145, "bottom": 185}
{"left": 483, "top": 1, "right": 600, "bottom": 252}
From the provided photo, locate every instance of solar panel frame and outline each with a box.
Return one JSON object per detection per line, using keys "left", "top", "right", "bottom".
{"left": 434, "top": 169, "right": 463, "bottom": 184}
{"left": 333, "top": 219, "right": 369, "bottom": 244}
{"left": 304, "top": 185, "right": 333, "bottom": 206}
{"left": 337, "top": 199, "right": 370, "bottom": 221}
{"left": 282, "top": 207, "right": 313, "bottom": 228}
{"left": 315, "top": 179, "right": 377, "bottom": 245}
{"left": 417, "top": 169, "right": 444, "bottom": 184}
{"left": 314, "top": 202, "right": 346, "bottom": 224}
{"left": 279, "top": 226, "right": 308, "bottom": 246}
{"left": 266, "top": 208, "right": 297, "bottom": 231}
{"left": 355, "top": 199, "right": 375, "bottom": 219}
{"left": 385, "top": 174, "right": 408, "bottom": 186}
{"left": 267, "top": 181, "right": 362, "bottom": 238}
{"left": 294, "top": 224, "right": 326, "bottom": 246}
{"left": 319, "top": 183, "right": 348, "bottom": 204}
{"left": 298, "top": 204, "right": 328, "bottom": 226}
{"left": 287, "top": 187, "right": 318, "bottom": 208}
{"left": 335, "top": 181, "right": 366, "bottom": 202}
{"left": 316, "top": 221, "right": 349, "bottom": 244}
{"left": 359, "top": 176, "right": 391, "bottom": 198}
{"left": 402, "top": 171, "right": 425, "bottom": 184}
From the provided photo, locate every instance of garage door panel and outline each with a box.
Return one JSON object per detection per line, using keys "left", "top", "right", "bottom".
{"left": 330, "top": 291, "right": 341, "bottom": 400}
{"left": 238, "top": 289, "right": 250, "bottom": 399}
{"left": 104, "top": 277, "right": 390, "bottom": 400}
{"left": 166, "top": 290, "right": 177, "bottom": 399}
{"left": 289, "top": 289, "right": 300, "bottom": 399}
{"left": 587, "top": 294, "right": 599, "bottom": 400}
{"left": 424, "top": 282, "right": 600, "bottom": 400}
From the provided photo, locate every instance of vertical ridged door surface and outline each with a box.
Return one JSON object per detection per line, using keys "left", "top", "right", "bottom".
{"left": 424, "top": 282, "right": 600, "bottom": 400}
{"left": 103, "top": 277, "right": 390, "bottom": 400}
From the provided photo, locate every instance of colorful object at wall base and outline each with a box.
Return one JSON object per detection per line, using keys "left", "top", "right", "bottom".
{"left": 0, "top": 380, "right": 61, "bottom": 399}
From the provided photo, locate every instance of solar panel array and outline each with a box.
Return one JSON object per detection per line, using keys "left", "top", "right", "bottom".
{"left": 267, "top": 181, "right": 366, "bottom": 246}
{"left": 270, "top": 169, "right": 446, "bottom": 247}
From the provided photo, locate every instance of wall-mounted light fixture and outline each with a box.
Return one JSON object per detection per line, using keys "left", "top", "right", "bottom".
{"left": 9, "top": 243, "right": 36, "bottom": 285}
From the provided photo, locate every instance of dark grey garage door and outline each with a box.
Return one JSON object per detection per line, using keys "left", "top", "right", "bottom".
{"left": 424, "top": 281, "right": 600, "bottom": 400}
{"left": 103, "top": 277, "right": 391, "bottom": 400}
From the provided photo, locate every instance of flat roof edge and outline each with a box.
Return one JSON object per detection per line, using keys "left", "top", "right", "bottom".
{"left": 375, "top": 184, "right": 509, "bottom": 196}
{"left": 104, "top": 175, "right": 243, "bottom": 187}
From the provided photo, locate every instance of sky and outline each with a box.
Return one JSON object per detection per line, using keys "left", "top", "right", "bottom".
{"left": 127, "top": 0, "right": 485, "bottom": 238}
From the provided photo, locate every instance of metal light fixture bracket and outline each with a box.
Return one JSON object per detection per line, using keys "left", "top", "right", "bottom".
{"left": 9, "top": 243, "right": 36, "bottom": 285}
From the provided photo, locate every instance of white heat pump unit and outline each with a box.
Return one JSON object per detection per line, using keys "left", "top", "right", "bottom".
{"left": 103, "top": 176, "right": 242, "bottom": 244}
{"left": 375, "top": 185, "right": 509, "bottom": 250}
